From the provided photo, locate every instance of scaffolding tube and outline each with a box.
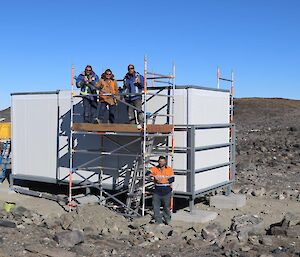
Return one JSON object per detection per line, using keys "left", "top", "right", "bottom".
{"left": 217, "top": 66, "right": 235, "bottom": 185}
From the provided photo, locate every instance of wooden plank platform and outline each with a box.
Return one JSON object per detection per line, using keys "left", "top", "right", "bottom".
{"left": 72, "top": 123, "right": 174, "bottom": 134}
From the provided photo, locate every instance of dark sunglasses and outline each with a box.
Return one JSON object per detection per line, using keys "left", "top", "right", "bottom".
{"left": 106, "top": 73, "right": 112, "bottom": 75}
{"left": 128, "top": 67, "right": 134, "bottom": 70}
{"left": 85, "top": 69, "right": 92, "bottom": 72}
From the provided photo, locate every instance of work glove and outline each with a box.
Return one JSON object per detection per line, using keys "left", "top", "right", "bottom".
{"left": 168, "top": 177, "right": 175, "bottom": 183}
{"left": 135, "top": 76, "right": 141, "bottom": 84}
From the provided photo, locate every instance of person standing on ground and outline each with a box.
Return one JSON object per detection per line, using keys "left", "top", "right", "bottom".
{"left": 95, "top": 69, "right": 119, "bottom": 124}
{"left": 147, "top": 156, "right": 175, "bottom": 224}
{"left": 123, "top": 64, "right": 145, "bottom": 127}
{"left": 75, "top": 65, "right": 99, "bottom": 123}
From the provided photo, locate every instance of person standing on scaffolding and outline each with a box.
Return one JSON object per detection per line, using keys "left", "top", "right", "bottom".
{"left": 146, "top": 156, "right": 175, "bottom": 224}
{"left": 95, "top": 69, "right": 119, "bottom": 124}
{"left": 76, "top": 65, "right": 99, "bottom": 123}
{"left": 123, "top": 64, "right": 145, "bottom": 128}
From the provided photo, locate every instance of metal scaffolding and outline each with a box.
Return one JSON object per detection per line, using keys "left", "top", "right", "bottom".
{"left": 7, "top": 63, "right": 236, "bottom": 214}
{"left": 172, "top": 123, "right": 236, "bottom": 211}
{"left": 218, "top": 66, "right": 235, "bottom": 192}
{"left": 64, "top": 57, "right": 176, "bottom": 216}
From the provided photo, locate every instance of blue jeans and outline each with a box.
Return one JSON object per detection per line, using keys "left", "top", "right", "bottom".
{"left": 97, "top": 102, "right": 117, "bottom": 123}
{"left": 152, "top": 192, "right": 172, "bottom": 224}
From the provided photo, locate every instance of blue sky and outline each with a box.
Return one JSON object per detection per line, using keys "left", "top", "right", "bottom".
{"left": 1, "top": 0, "right": 299, "bottom": 110}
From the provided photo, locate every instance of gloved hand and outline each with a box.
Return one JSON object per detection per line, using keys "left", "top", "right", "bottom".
{"left": 135, "top": 76, "right": 141, "bottom": 84}
{"left": 168, "top": 177, "right": 175, "bottom": 183}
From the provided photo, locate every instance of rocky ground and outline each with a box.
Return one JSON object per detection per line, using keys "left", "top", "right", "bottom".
{"left": 0, "top": 196, "right": 299, "bottom": 257}
{"left": 0, "top": 98, "right": 300, "bottom": 257}
{"left": 234, "top": 98, "right": 300, "bottom": 201}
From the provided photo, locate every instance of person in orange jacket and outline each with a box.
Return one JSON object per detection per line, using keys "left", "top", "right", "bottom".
{"left": 147, "top": 156, "right": 175, "bottom": 224}
{"left": 95, "top": 69, "right": 119, "bottom": 123}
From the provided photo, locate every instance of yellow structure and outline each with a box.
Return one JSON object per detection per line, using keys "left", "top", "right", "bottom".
{"left": 0, "top": 122, "right": 11, "bottom": 139}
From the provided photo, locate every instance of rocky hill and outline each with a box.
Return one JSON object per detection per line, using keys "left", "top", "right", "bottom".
{"left": 0, "top": 107, "right": 10, "bottom": 122}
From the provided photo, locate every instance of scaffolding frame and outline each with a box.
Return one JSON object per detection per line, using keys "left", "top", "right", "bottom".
{"left": 217, "top": 66, "right": 235, "bottom": 192}
{"left": 0, "top": 139, "right": 11, "bottom": 183}
{"left": 171, "top": 123, "right": 236, "bottom": 211}
{"left": 64, "top": 57, "right": 176, "bottom": 216}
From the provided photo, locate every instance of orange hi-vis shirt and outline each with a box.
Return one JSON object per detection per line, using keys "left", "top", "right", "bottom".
{"left": 96, "top": 79, "right": 118, "bottom": 105}
{"left": 150, "top": 165, "right": 174, "bottom": 187}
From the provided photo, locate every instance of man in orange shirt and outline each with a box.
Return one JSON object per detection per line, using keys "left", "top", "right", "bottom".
{"left": 95, "top": 69, "right": 119, "bottom": 123}
{"left": 147, "top": 156, "right": 174, "bottom": 224}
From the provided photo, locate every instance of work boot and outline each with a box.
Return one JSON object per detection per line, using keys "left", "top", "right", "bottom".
{"left": 164, "top": 218, "right": 171, "bottom": 225}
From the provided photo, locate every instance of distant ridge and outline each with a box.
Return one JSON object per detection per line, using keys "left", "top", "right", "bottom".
{"left": 0, "top": 107, "right": 10, "bottom": 122}
{"left": 1, "top": 97, "right": 300, "bottom": 124}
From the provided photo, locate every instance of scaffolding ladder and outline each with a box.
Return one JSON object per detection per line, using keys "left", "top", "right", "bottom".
{"left": 0, "top": 140, "right": 11, "bottom": 183}
{"left": 125, "top": 136, "right": 155, "bottom": 214}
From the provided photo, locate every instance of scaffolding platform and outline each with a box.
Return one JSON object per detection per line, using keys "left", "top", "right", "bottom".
{"left": 72, "top": 123, "right": 174, "bottom": 134}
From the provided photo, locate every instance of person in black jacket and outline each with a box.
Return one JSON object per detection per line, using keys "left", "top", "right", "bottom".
{"left": 75, "top": 65, "right": 99, "bottom": 123}
{"left": 123, "top": 64, "right": 145, "bottom": 127}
